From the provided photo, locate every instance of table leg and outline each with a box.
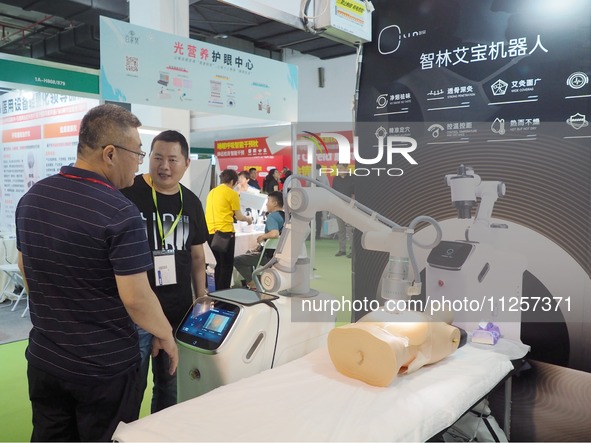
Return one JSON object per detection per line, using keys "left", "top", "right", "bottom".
{"left": 0, "top": 272, "right": 16, "bottom": 304}
{"left": 503, "top": 376, "right": 512, "bottom": 440}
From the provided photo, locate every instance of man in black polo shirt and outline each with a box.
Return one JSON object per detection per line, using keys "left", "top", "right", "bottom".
{"left": 15, "top": 104, "right": 178, "bottom": 442}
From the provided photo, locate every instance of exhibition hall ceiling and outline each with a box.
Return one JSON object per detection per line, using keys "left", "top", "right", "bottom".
{"left": 0, "top": 0, "right": 356, "bottom": 69}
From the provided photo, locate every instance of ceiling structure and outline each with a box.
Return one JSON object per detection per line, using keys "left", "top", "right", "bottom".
{"left": 0, "top": 1, "right": 359, "bottom": 148}
{"left": 0, "top": 0, "right": 357, "bottom": 69}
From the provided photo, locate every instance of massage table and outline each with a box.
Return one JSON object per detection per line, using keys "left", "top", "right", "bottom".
{"left": 113, "top": 340, "right": 525, "bottom": 442}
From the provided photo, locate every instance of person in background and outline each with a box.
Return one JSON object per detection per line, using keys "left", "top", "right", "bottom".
{"left": 279, "top": 166, "right": 291, "bottom": 190}
{"left": 205, "top": 169, "right": 252, "bottom": 289}
{"left": 15, "top": 104, "right": 178, "bottom": 442}
{"left": 263, "top": 168, "right": 280, "bottom": 194}
{"left": 235, "top": 170, "right": 260, "bottom": 194}
{"left": 332, "top": 163, "right": 355, "bottom": 258}
{"left": 234, "top": 191, "right": 285, "bottom": 289}
{"left": 248, "top": 167, "right": 261, "bottom": 190}
{"left": 121, "top": 130, "right": 208, "bottom": 413}
{"left": 314, "top": 163, "right": 330, "bottom": 240}
{"left": 235, "top": 170, "right": 261, "bottom": 222}
{"left": 280, "top": 168, "right": 292, "bottom": 190}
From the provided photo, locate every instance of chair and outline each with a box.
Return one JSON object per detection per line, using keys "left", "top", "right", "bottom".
{"left": 256, "top": 237, "right": 280, "bottom": 268}
{"left": 250, "top": 238, "right": 280, "bottom": 290}
{"left": 12, "top": 272, "right": 29, "bottom": 317}
{"left": 0, "top": 264, "right": 28, "bottom": 317}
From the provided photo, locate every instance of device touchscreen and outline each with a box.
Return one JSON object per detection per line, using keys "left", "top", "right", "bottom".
{"left": 176, "top": 300, "right": 240, "bottom": 350}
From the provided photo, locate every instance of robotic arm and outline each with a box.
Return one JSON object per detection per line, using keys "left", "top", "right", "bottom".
{"left": 445, "top": 165, "right": 506, "bottom": 244}
{"left": 254, "top": 175, "right": 442, "bottom": 301}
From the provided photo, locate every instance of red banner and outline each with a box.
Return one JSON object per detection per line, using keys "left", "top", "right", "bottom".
{"left": 214, "top": 137, "right": 271, "bottom": 158}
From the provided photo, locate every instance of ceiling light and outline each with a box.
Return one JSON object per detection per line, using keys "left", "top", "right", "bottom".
{"left": 139, "top": 128, "right": 162, "bottom": 136}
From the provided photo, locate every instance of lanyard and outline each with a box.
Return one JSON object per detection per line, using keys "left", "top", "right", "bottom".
{"left": 150, "top": 176, "right": 183, "bottom": 249}
{"left": 59, "top": 171, "right": 115, "bottom": 191}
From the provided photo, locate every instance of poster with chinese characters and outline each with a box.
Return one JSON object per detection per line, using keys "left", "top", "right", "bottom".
{"left": 353, "top": 0, "right": 591, "bottom": 381}
{"left": 100, "top": 17, "right": 298, "bottom": 122}
{"left": 0, "top": 91, "right": 98, "bottom": 231}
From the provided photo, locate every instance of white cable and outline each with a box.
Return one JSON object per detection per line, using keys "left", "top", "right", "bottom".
{"left": 301, "top": 0, "right": 330, "bottom": 20}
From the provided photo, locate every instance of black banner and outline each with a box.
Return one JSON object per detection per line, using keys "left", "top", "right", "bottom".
{"left": 354, "top": 0, "right": 591, "bottom": 372}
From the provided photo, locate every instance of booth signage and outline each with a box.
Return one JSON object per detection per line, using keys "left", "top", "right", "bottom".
{"left": 214, "top": 137, "right": 271, "bottom": 158}
{"left": 0, "top": 92, "right": 98, "bottom": 230}
{"left": 354, "top": 0, "right": 591, "bottom": 378}
{"left": 0, "top": 56, "right": 99, "bottom": 95}
{"left": 100, "top": 17, "right": 298, "bottom": 121}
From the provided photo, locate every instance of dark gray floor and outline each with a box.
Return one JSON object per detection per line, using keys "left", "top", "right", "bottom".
{"left": 0, "top": 299, "right": 31, "bottom": 345}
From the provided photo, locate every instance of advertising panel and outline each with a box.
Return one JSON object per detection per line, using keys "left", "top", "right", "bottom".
{"left": 0, "top": 91, "right": 98, "bottom": 231}
{"left": 354, "top": 0, "right": 591, "bottom": 373}
{"left": 100, "top": 17, "right": 298, "bottom": 122}
{"left": 352, "top": 4, "right": 591, "bottom": 438}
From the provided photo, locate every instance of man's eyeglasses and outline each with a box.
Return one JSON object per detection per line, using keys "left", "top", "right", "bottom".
{"left": 104, "top": 144, "right": 146, "bottom": 163}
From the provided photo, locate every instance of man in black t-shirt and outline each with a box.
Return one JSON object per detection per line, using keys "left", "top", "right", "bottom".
{"left": 248, "top": 167, "right": 261, "bottom": 189}
{"left": 121, "top": 130, "right": 208, "bottom": 413}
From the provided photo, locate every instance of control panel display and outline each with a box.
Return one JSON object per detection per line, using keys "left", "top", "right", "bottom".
{"left": 176, "top": 300, "right": 240, "bottom": 350}
{"left": 427, "top": 240, "right": 474, "bottom": 270}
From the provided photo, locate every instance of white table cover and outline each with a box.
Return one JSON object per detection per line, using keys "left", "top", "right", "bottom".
{"left": 113, "top": 343, "right": 513, "bottom": 442}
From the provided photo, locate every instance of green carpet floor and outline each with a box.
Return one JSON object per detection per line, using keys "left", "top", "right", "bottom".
{"left": 0, "top": 340, "right": 30, "bottom": 443}
{"left": 0, "top": 238, "right": 352, "bottom": 442}
{"left": 0, "top": 339, "right": 156, "bottom": 442}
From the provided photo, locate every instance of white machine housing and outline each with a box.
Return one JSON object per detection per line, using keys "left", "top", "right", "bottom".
{"left": 426, "top": 239, "right": 525, "bottom": 341}
{"left": 425, "top": 165, "right": 527, "bottom": 341}
{"left": 176, "top": 288, "right": 335, "bottom": 401}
